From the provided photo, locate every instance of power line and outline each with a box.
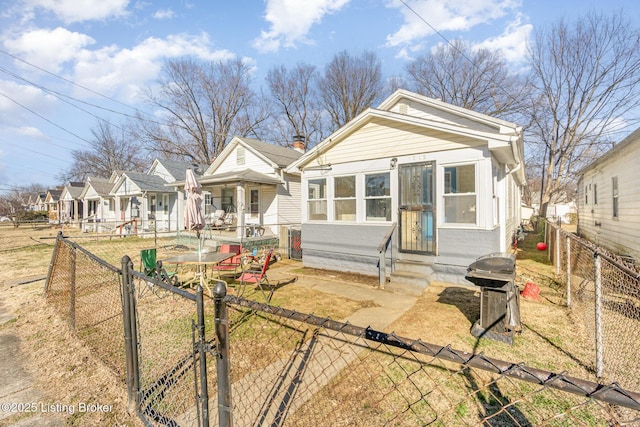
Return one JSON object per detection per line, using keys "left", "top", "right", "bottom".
{"left": 0, "top": 48, "right": 142, "bottom": 116}
{"left": 0, "top": 90, "right": 92, "bottom": 145}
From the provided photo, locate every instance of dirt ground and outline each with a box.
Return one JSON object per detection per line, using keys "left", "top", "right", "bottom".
{"left": 0, "top": 223, "right": 607, "bottom": 426}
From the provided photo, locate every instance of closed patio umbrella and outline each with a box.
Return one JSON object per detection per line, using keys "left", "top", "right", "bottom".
{"left": 184, "top": 168, "right": 206, "bottom": 286}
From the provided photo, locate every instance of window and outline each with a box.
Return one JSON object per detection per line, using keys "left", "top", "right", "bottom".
{"left": 250, "top": 189, "right": 259, "bottom": 217}
{"left": 585, "top": 185, "right": 588, "bottom": 205}
{"left": 443, "top": 164, "right": 476, "bottom": 224}
{"left": 204, "top": 193, "right": 213, "bottom": 215}
{"left": 308, "top": 178, "right": 327, "bottom": 220}
{"left": 365, "top": 173, "right": 391, "bottom": 221}
{"left": 237, "top": 146, "right": 245, "bottom": 165}
{"left": 612, "top": 176, "right": 619, "bottom": 219}
{"left": 593, "top": 184, "right": 598, "bottom": 205}
{"left": 221, "top": 188, "right": 235, "bottom": 212}
{"left": 334, "top": 176, "right": 356, "bottom": 221}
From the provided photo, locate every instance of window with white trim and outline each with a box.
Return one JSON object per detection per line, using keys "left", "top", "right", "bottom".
{"left": 334, "top": 176, "right": 356, "bottom": 221}
{"left": 443, "top": 164, "right": 476, "bottom": 224}
{"left": 365, "top": 172, "right": 391, "bottom": 221}
{"left": 612, "top": 176, "right": 619, "bottom": 219}
{"left": 308, "top": 178, "right": 327, "bottom": 220}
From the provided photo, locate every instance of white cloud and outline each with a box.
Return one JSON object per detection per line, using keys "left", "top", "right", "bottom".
{"left": 0, "top": 80, "right": 57, "bottom": 126}
{"left": 253, "top": 0, "right": 351, "bottom": 53}
{"left": 385, "top": 0, "right": 520, "bottom": 47}
{"left": 4, "top": 27, "right": 96, "bottom": 73}
{"left": 71, "top": 33, "right": 236, "bottom": 102}
{"left": 20, "top": 0, "right": 130, "bottom": 24}
{"left": 153, "top": 8, "right": 174, "bottom": 20}
{"left": 473, "top": 14, "right": 532, "bottom": 63}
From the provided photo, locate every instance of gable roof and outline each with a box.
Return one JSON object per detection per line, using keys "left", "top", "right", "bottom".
{"left": 149, "top": 158, "right": 207, "bottom": 182}
{"left": 578, "top": 127, "right": 640, "bottom": 175}
{"left": 62, "top": 182, "right": 85, "bottom": 199}
{"left": 287, "top": 89, "right": 524, "bottom": 184}
{"left": 112, "top": 172, "right": 172, "bottom": 194}
{"left": 79, "top": 177, "right": 113, "bottom": 199}
{"left": 204, "top": 136, "right": 303, "bottom": 175}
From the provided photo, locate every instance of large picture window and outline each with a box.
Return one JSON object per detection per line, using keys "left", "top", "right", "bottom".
{"left": 443, "top": 164, "right": 476, "bottom": 224}
{"left": 308, "top": 178, "right": 327, "bottom": 220}
{"left": 365, "top": 173, "right": 391, "bottom": 221}
{"left": 334, "top": 176, "right": 356, "bottom": 221}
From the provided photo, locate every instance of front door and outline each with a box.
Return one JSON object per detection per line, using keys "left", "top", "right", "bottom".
{"left": 399, "top": 162, "right": 435, "bottom": 254}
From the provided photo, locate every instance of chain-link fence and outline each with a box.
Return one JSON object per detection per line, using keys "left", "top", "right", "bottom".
{"left": 214, "top": 295, "right": 639, "bottom": 426}
{"left": 44, "top": 235, "right": 127, "bottom": 377}
{"left": 545, "top": 220, "right": 640, "bottom": 391}
{"left": 45, "top": 233, "right": 640, "bottom": 426}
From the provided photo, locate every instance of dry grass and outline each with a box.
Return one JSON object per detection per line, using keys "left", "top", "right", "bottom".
{"left": 0, "top": 224, "right": 621, "bottom": 426}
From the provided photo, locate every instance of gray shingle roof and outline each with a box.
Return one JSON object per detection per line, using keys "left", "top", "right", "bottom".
{"left": 239, "top": 138, "right": 302, "bottom": 167}
{"left": 157, "top": 159, "right": 207, "bottom": 180}
{"left": 125, "top": 172, "right": 173, "bottom": 192}
{"left": 87, "top": 177, "right": 114, "bottom": 196}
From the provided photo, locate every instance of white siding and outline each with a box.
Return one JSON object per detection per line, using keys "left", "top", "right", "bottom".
{"left": 215, "top": 145, "right": 275, "bottom": 175}
{"left": 277, "top": 173, "right": 302, "bottom": 224}
{"left": 578, "top": 140, "right": 640, "bottom": 259}
{"left": 389, "top": 100, "right": 501, "bottom": 134}
{"left": 323, "top": 118, "right": 485, "bottom": 165}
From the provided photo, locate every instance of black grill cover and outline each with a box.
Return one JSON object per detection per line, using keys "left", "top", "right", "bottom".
{"left": 465, "top": 253, "right": 516, "bottom": 287}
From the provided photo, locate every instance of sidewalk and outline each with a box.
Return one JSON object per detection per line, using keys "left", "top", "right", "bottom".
{"left": 266, "top": 261, "right": 419, "bottom": 331}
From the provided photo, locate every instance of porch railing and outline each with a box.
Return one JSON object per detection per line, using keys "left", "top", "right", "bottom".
{"left": 377, "top": 222, "right": 397, "bottom": 288}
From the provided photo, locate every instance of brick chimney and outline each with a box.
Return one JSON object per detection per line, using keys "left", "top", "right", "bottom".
{"left": 293, "top": 135, "right": 305, "bottom": 153}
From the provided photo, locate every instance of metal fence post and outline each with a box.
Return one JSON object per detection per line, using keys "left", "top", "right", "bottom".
{"left": 126, "top": 258, "right": 141, "bottom": 409}
{"left": 214, "top": 281, "right": 232, "bottom": 427}
{"left": 69, "top": 246, "right": 76, "bottom": 329}
{"left": 566, "top": 236, "right": 571, "bottom": 308}
{"left": 555, "top": 226, "right": 561, "bottom": 276}
{"left": 196, "top": 285, "right": 210, "bottom": 427}
{"left": 121, "top": 256, "right": 136, "bottom": 413}
{"left": 594, "top": 252, "right": 603, "bottom": 378}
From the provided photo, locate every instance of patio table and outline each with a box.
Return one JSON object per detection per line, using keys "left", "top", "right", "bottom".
{"left": 162, "top": 252, "right": 235, "bottom": 297}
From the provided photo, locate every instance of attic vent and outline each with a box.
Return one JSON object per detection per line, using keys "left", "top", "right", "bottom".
{"left": 398, "top": 102, "right": 408, "bottom": 115}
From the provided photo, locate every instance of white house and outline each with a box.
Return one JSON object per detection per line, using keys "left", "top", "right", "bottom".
{"left": 79, "top": 177, "right": 116, "bottom": 232}
{"left": 59, "top": 182, "right": 85, "bottom": 225}
{"left": 108, "top": 159, "right": 206, "bottom": 233}
{"left": 189, "top": 136, "right": 303, "bottom": 240}
{"left": 286, "top": 89, "right": 526, "bottom": 291}
{"left": 577, "top": 127, "right": 640, "bottom": 261}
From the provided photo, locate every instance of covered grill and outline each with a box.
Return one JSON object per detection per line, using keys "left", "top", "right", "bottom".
{"left": 466, "top": 253, "right": 521, "bottom": 344}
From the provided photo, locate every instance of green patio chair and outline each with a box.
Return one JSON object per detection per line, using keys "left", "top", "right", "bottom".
{"left": 140, "top": 248, "right": 178, "bottom": 286}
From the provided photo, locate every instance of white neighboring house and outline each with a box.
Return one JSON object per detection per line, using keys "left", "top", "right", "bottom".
{"left": 577, "top": 127, "right": 640, "bottom": 261}
{"left": 108, "top": 159, "right": 206, "bottom": 233}
{"left": 59, "top": 182, "right": 85, "bottom": 226}
{"left": 79, "top": 177, "right": 116, "bottom": 232}
{"left": 178, "top": 136, "right": 303, "bottom": 240}
{"left": 287, "top": 89, "right": 526, "bottom": 291}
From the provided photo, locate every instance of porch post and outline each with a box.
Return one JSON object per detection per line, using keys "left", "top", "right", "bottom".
{"left": 236, "top": 182, "right": 246, "bottom": 239}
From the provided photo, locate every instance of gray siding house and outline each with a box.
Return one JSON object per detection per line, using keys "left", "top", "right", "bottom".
{"left": 287, "top": 90, "right": 526, "bottom": 291}
{"left": 577, "top": 127, "right": 640, "bottom": 261}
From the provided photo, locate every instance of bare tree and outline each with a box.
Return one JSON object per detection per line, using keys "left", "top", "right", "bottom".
{"left": 527, "top": 11, "right": 640, "bottom": 217}
{"left": 61, "top": 121, "right": 147, "bottom": 182}
{"left": 0, "top": 184, "right": 47, "bottom": 227}
{"left": 405, "top": 39, "right": 530, "bottom": 119}
{"left": 137, "top": 58, "right": 268, "bottom": 164}
{"left": 318, "top": 50, "right": 385, "bottom": 130}
{"left": 266, "top": 63, "right": 325, "bottom": 149}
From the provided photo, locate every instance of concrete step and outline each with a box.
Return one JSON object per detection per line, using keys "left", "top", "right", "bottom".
{"left": 394, "top": 259, "right": 434, "bottom": 275}
{"left": 388, "top": 271, "right": 431, "bottom": 296}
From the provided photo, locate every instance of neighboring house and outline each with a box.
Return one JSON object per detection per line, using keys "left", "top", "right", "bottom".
{"left": 190, "top": 136, "right": 303, "bottom": 239}
{"left": 109, "top": 159, "right": 204, "bottom": 232}
{"left": 44, "top": 188, "right": 63, "bottom": 223}
{"left": 59, "top": 182, "right": 85, "bottom": 225}
{"left": 530, "top": 191, "right": 577, "bottom": 224}
{"left": 79, "top": 177, "right": 116, "bottom": 232}
{"left": 577, "top": 127, "right": 640, "bottom": 261}
{"left": 286, "top": 89, "right": 526, "bottom": 290}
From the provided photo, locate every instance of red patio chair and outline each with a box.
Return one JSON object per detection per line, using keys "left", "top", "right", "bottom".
{"left": 211, "top": 244, "right": 243, "bottom": 278}
{"left": 237, "top": 248, "right": 273, "bottom": 301}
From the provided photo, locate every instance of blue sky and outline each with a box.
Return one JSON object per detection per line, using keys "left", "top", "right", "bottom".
{"left": 1, "top": 0, "right": 639, "bottom": 190}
